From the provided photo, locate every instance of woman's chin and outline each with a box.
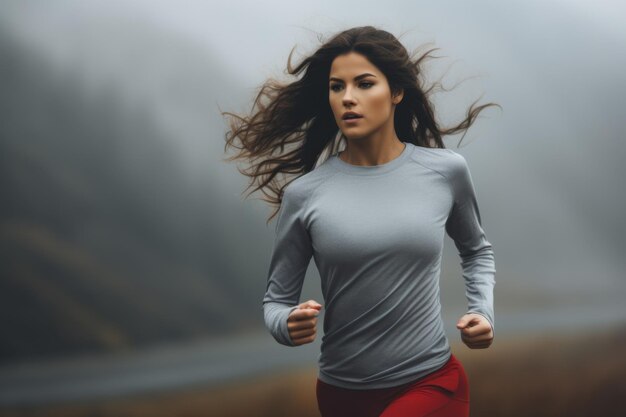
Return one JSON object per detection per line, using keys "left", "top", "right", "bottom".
{"left": 341, "top": 130, "right": 369, "bottom": 140}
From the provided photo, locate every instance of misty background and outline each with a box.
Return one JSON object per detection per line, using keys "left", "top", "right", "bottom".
{"left": 0, "top": 0, "right": 625, "bottom": 409}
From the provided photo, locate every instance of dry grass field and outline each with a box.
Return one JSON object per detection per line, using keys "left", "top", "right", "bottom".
{"left": 2, "top": 322, "right": 625, "bottom": 417}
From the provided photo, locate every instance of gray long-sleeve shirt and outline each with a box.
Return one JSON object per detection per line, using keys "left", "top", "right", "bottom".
{"left": 262, "top": 141, "right": 495, "bottom": 389}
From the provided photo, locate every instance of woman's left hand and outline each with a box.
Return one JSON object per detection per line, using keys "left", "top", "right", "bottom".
{"left": 456, "top": 313, "right": 494, "bottom": 349}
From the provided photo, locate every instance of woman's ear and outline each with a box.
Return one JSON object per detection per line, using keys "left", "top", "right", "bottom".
{"left": 392, "top": 88, "right": 404, "bottom": 105}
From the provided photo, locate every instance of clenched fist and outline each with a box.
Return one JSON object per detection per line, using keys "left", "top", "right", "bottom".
{"left": 288, "top": 299, "right": 322, "bottom": 345}
{"left": 456, "top": 313, "right": 494, "bottom": 349}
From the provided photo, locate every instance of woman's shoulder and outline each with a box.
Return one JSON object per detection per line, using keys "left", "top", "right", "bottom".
{"left": 408, "top": 144, "right": 468, "bottom": 179}
{"left": 283, "top": 161, "right": 338, "bottom": 202}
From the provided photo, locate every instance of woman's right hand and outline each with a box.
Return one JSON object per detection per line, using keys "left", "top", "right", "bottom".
{"left": 287, "top": 299, "right": 323, "bottom": 345}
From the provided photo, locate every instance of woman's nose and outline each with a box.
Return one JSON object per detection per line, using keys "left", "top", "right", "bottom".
{"left": 342, "top": 88, "right": 356, "bottom": 104}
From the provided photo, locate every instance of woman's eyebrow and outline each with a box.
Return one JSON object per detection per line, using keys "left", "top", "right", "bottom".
{"left": 329, "top": 73, "right": 377, "bottom": 82}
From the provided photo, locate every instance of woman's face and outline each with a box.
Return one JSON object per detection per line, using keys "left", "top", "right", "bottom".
{"left": 328, "top": 52, "right": 403, "bottom": 140}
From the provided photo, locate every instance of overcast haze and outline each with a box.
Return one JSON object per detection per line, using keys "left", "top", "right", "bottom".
{"left": 1, "top": 0, "right": 625, "bottom": 384}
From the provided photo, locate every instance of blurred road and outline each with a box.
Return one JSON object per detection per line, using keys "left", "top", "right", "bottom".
{"left": 0, "top": 330, "right": 320, "bottom": 407}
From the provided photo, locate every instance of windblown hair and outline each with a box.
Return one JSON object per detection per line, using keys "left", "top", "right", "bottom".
{"left": 221, "top": 25, "right": 501, "bottom": 222}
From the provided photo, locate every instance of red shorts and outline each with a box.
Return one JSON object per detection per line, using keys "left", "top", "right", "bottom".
{"left": 316, "top": 353, "right": 470, "bottom": 417}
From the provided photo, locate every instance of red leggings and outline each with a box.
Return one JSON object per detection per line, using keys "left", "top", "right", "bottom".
{"left": 316, "top": 353, "right": 470, "bottom": 417}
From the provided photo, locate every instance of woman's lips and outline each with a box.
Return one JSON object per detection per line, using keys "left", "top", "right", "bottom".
{"left": 343, "top": 116, "right": 363, "bottom": 125}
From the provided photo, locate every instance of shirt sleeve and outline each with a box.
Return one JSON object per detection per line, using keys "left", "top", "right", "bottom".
{"left": 444, "top": 152, "right": 496, "bottom": 335}
{"left": 262, "top": 183, "right": 314, "bottom": 346}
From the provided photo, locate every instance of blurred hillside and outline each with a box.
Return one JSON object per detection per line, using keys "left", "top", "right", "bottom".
{"left": 0, "top": 26, "right": 266, "bottom": 365}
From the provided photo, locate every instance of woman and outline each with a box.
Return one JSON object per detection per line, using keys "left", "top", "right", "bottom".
{"left": 222, "top": 25, "right": 498, "bottom": 417}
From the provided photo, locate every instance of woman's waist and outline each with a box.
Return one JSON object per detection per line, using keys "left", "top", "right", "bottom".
{"left": 319, "top": 322, "right": 449, "bottom": 374}
{"left": 317, "top": 338, "right": 452, "bottom": 390}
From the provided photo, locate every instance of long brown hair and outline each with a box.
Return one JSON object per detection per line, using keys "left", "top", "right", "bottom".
{"left": 221, "top": 25, "right": 501, "bottom": 222}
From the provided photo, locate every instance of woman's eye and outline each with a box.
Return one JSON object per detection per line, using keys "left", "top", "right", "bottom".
{"left": 329, "top": 82, "right": 373, "bottom": 92}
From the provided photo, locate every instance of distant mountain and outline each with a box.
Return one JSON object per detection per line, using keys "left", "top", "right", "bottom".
{"left": 0, "top": 21, "right": 268, "bottom": 365}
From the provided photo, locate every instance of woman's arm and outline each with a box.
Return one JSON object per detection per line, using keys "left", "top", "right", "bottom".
{"left": 445, "top": 152, "right": 496, "bottom": 337}
{"left": 262, "top": 183, "right": 315, "bottom": 346}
